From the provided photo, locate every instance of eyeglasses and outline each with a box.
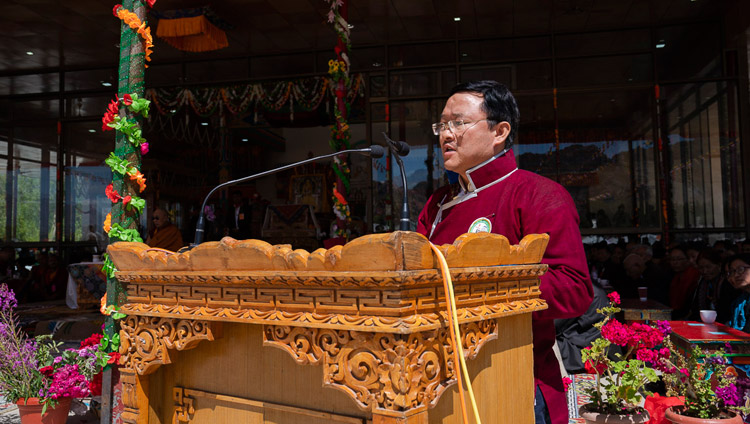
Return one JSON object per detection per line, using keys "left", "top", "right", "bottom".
{"left": 431, "top": 119, "right": 487, "bottom": 136}
{"left": 728, "top": 265, "right": 750, "bottom": 277}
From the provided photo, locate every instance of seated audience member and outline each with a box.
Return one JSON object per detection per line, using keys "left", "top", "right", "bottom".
{"left": 612, "top": 254, "right": 647, "bottom": 299}
{"left": 687, "top": 249, "right": 739, "bottom": 323}
{"left": 146, "top": 208, "right": 184, "bottom": 252}
{"left": 588, "top": 241, "right": 622, "bottom": 290}
{"left": 632, "top": 243, "right": 671, "bottom": 304}
{"left": 555, "top": 283, "right": 612, "bottom": 374}
{"left": 686, "top": 243, "right": 703, "bottom": 268}
{"left": 726, "top": 254, "right": 750, "bottom": 332}
{"left": 668, "top": 245, "right": 701, "bottom": 320}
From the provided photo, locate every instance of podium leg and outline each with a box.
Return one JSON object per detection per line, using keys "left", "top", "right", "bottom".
{"left": 121, "top": 368, "right": 149, "bottom": 424}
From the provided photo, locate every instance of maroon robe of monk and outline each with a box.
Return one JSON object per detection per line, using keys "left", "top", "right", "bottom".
{"left": 417, "top": 149, "right": 592, "bottom": 424}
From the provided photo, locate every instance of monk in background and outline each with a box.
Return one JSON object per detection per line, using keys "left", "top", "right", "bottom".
{"left": 146, "top": 208, "right": 184, "bottom": 252}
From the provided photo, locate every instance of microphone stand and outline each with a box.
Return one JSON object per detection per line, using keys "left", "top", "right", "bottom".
{"left": 382, "top": 132, "right": 410, "bottom": 231}
{"left": 193, "top": 147, "right": 379, "bottom": 245}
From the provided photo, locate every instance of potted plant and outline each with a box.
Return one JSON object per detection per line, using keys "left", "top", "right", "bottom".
{"left": 578, "top": 292, "right": 670, "bottom": 424}
{"left": 0, "top": 284, "right": 110, "bottom": 423}
{"left": 657, "top": 339, "right": 750, "bottom": 423}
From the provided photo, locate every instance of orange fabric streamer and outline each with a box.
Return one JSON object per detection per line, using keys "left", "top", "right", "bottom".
{"left": 115, "top": 7, "right": 154, "bottom": 65}
{"left": 156, "top": 15, "right": 228, "bottom": 52}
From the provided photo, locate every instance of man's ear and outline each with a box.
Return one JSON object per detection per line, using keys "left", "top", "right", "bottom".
{"left": 493, "top": 121, "right": 511, "bottom": 151}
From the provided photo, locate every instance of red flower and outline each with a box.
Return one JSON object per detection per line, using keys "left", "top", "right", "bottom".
{"left": 80, "top": 333, "right": 103, "bottom": 349}
{"left": 107, "top": 352, "right": 121, "bottom": 365}
{"left": 39, "top": 366, "right": 54, "bottom": 378}
{"left": 89, "top": 372, "right": 102, "bottom": 397}
{"left": 140, "top": 142, "right": 149, "bottom": 155}
{"left": 122, "top": 195, "right": 131, "bottom": 206}
{"left": 105, "top": 183, "right": 121, "bottom": 203}
{"left": 112, "top": 4, "right": 123, "bottom": 17}
{"left": 562, "top": 376, "right": 573, "bottom": 391}
{"left": 122, "top": 94, "right": 132, "bottom": 106}
{"left": 146, "top": 0, "right": 156, "bottom": 8}
{"left": 584, "top": 359, "right": 607, "bottom": 375}
{"left": 102, "top": 97, "right": 119, "bottom": 131}
{"left": 607, "top": 292, "right": 621, "bottom": 305}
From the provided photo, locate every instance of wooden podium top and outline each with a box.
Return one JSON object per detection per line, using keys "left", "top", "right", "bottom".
{"left": 108, "top": 231, "right": 549, "bottom": 272}
{"left": 107, "top": 231, "right": 549, "bottom": 334}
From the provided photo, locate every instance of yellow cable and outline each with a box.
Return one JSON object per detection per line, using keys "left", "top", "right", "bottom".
{"left": 429, "top": 243, "right": 482, "bottom": 424}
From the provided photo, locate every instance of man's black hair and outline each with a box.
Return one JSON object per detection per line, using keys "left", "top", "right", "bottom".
{"left": 449, "top": 80, "right": 520, "bottom": 148}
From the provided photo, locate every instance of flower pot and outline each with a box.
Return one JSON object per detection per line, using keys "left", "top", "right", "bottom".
{"left": 664, "top": 406, "right": 743, "bottom": 423}
{"left": 16, "top": 397, "right": 72, "bottom": 424}
{"left": 579, "top": 404, "right": 651, "bottom": 424}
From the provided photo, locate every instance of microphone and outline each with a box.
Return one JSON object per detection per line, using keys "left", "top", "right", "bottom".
{"left": 382, "top": 132, "right": 410, "bottom": 231}
{"left": 193, "top": 145, "right": 385, "bottom": 245}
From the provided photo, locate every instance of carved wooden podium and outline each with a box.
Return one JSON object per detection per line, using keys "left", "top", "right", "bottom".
{"left": 107, "top": 231, "right": 549, "bottom": 424}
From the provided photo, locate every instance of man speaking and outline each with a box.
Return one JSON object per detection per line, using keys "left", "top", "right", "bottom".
{"left": 416, "top": 81, "right": 593, "bottom": 424}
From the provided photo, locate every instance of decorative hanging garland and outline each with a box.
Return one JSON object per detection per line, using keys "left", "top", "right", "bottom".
{"left": 100, "top": 1, "right": 154, "bottom": 298}
{"left": 113, "top": 4, "right": 154, "bottom": 66}
{"left": 325, "top": 0, "right": 352, "bottom": 239}
{"left": 145, "top": 74, "right": 364, "bottom": 119}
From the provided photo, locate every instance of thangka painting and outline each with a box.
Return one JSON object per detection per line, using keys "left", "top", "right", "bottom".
{"left": 290, "top": 174, "right": 327, "bottom": 213}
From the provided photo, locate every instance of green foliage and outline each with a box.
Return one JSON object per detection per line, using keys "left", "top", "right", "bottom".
{"left": 127, "top": 93, "right": 150, "bottom": 118}
{"left": 105, "top": 153, "right": 138, "bottom": 176}
{"left": 108, "top": 223, "right": 142, "bottom": 243}
{"left": 126, "top": 196, "right": 145, "bottom": 214}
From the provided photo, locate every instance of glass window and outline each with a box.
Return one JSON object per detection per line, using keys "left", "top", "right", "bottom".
{"left": 65, "top": 69, "right": 117, "bottom": 91}
{"left": 187, "top": 58, "right": 249, "bottom": 83}
{"left": 516, "top": 94, "right": 556, "bottom": 177}
{"left": 388, "top": 42, "right": 455, "bottom": 68}
{"left": 555, "top": 90, "right": 658, "bottom": 230}
{"left": 251, "top": 54, "right": 315, "bottom": 78}
{"left": 10, "top": 126, "right": 57, "bottom": 242}
{"left": 557, "top": 54, "right": 652, "bottom": 88}
{"left": 146, "top": 63, "right": 183, "bottom": 87}
{"left": 389, "top": 69, "right": 454, "bottom": 97}
{"left": 63, "top": 122, "right": 112, "bottom": 246}
{"left": 555, "top": 29, "right": 650, "bottom": 57}
{"left": 459, "top": 37, "right": 551, "bottom": 63}
{"left": 663, "top": 81, "right": 744, "bottom": 229}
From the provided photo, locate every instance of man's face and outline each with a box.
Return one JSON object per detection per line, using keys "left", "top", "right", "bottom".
{"left": 152, "top": 210, "right": 168, "bottom": 229}
{"left": 439, "top": 93, "right": 506, "bottom": 181}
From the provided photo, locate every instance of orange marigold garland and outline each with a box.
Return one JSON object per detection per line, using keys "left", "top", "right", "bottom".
{"left": 113, "top": 4, "right": 154, "bottom": 66}
{"left": 103, "top": 213, "right": 112, "bottom": 233}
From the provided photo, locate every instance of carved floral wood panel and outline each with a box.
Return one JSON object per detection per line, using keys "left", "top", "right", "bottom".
{"left": 263, "top": 320, "right": 497, "bottom": 413}
{"left": 119, "top": 316, "right": 219, "bottom": 375}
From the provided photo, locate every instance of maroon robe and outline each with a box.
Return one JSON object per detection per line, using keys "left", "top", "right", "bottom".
{"left": 417, "top": 149, "right": 593, "bottom": 424}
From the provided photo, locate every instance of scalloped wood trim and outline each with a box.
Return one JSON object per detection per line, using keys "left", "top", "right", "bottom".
{"left": 108, "top": 232, "right": 549, "bottom": 272}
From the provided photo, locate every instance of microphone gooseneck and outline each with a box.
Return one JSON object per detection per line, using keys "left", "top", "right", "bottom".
{"left": 193, "top": 146, "right": 383, "bottom": 245}
{"left": 382, "top": 132, "right": 411, "bottom": 231}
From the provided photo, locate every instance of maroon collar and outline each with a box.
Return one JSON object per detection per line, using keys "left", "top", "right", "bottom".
{"left": 461, "top": 149, "right": 518, "bottom": 192}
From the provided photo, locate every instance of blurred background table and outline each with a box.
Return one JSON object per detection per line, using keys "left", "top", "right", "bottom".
{"left": 619, "top": 298, "right": 672, "bottom": 323}
{"left": 65, "top": 262, "right": 106, "bottom": 309}
{"left": 669, "top": 320, "right": 750, "bottom": 376}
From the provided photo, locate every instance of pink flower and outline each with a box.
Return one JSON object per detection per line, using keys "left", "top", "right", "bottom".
{"left": 562, "top": 377, "right": 573, "bottom": 391}
{"left": 607, "top": 292, "right": 621, "bottom": 305}
{"left": 140, "top": 142, "right": 149, "bottom": 155}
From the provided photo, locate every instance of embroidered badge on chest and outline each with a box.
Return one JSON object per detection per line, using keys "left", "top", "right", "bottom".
{"left": 468, "top": 217, "right": 492, "bottom": 234}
